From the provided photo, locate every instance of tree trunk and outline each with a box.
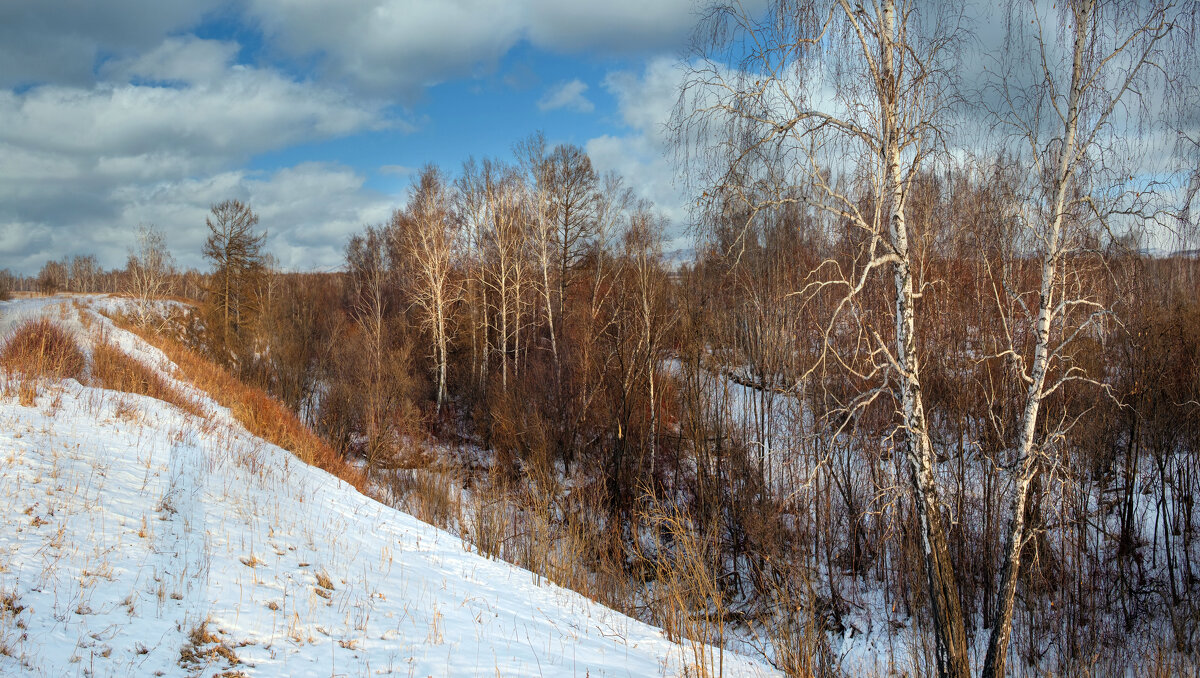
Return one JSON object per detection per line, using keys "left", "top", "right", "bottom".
{"left": 880, "top": 1, "right": 969, "bottom": 674}
{"left": 436, "top": 295, "right": 447, "bottom": 416}
{"left": 982, "top": 6, "right": 1089, "bottom": 677}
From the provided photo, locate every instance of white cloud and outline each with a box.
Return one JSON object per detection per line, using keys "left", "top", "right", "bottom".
{"left": 101, "top": 37, "right": 241, "bottom": 86}
{"left": 537, "top": 79, "right": 594, "bottom": 113}
{"left": 603, "top": 57, "right": 685, "bottom": 135}
{"left": 1, "top": 0, "right": 703, "bottom": 101}
{"left": 379, "top": 164, "right": 417, "bottom": 176}
{"left": 4, "top": 163, "right": 396, "bottom": 274}
{"left": 525, "top": 0, "right": 700, "bottom": 53}
{"left": 0, "top": 28, "right": 398, "bottom": 274}
{"left": 247, "top": 0, "right": 527, "bottom": 99}
{"left": 0, "top": 1, "right": 724, "bottom": 272}
{"left": 242, "top": 0, "right": 710, "bottom": 99}
{"left": 0, "top": 70, "right": 385, "bottom": 161}
{"left": 587, "top": 57, "right": 694, "bottom": 250}
{"left": 0, "top": 1, "right": 224, "bottom": 88}
{"left": 115, "top": 163, "right": 395, "bottom": 272}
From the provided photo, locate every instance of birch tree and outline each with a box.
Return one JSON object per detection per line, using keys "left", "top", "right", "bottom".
{"left": 125, "top": 224, "right": 175, "bottom": 328}
{"left": 623, "top": 204, "right": 675, "bottom": 475}
{"left": 676, "top": 1, "right": 969, "bottom": 675}
{"left": 390, "top": 165, "right": 463, "bottom": 417}
{"left": 516, "top": 132, "right": 562, "bottom": 364}
{"left": 479, "top": 160, "right": 529, "bottom": 393}
{"left": 457, "top": 158, "right": 493, "bottom": 391}
{"left": 981, "top": 2, "right": 1197, "bottom": 675}
{"left": 71, "top": 255, "right": 100, "bottom": 294}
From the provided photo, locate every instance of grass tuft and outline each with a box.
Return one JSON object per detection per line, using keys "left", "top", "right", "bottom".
{"left": 0, "top": 319, "right": 86, "bottom": 381}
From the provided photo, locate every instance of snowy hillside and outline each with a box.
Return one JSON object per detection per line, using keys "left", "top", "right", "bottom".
{"left": 0, "top": 296, "right": 778, "bottom": 677}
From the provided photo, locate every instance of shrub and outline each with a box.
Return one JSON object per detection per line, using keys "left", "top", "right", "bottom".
{"left": 0, "top": 319, "right": 86, "bottom": 380}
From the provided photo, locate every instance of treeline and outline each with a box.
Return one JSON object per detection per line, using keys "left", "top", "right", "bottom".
{"left": 206, "top": 136, "right": 682, "bottom": 515}
{"left": 3, "top": 249, "right": 206, "bottom": 300}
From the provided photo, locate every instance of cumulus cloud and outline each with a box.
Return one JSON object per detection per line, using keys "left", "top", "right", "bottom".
{"left": 586, "top": 57, "right": 694, "bottom": 250}
{"left": 537, "top": 79, "right": 594, "bottom": 113}
{"left": 0, "top": 1, "right": 224, "bottom": 88}
{"left": 525, "top": 0, "right": 700, "bottom": 53}
{"left": 100, "top": 37, "right": 241, "bottom": 86}
{"left": 0, "top": 1, "right": 714, "bottom": 272}
{"left": 0, "top": 25, "right": 397, "bottom": 274}
{"left": 246, "top": 0, "right": 527, "bottom": 99}
{"left": 1, "top": 0, "right": 707, "bottom": 96}
{"left": 5, "top": 163, "right": 394, "bottom": 274}
{"left": 0, "top": 72, "right": 384, "bottom": 162}
{"left": 118, "top": 163, "right": 394, "bottom": 271}
{"left": 242, "top": 0, "right": 705, "bottom": 98}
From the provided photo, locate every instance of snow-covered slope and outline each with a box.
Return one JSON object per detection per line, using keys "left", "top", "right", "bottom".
{"left": 0, "top": 297, "right": 778, "bottom": 677}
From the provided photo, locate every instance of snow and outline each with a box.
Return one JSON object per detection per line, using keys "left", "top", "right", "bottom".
{"left": 0, "top": 296, "right": 780, "bottom": 677}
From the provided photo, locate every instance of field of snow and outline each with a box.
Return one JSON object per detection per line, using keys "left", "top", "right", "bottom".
{"left": 0, "top": 296, "right": 779, "bottom": 677}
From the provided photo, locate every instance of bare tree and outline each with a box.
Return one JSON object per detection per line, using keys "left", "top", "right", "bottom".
{"left": 481, "top": 161, "right": 531, "bottom": 393}
{"left": 125, "top": 224, "right": 176, "bottom": 327}
{"left": 516, "top": 132, "right": 562, "bottom": 364}
{"left": 981, "top": 2, "right": 1197, "bottom": 675}
{"left": 456, "top": 158, "right": 493, "bottom": 391}
{"left": 70, "top": 255, "right": 101, "bottom": 293}
{"left": 36, "top": 259, "right": 68, "bottom": 295}
{"left": 346, "top": 226, "right": 395, "bottom": 473}
{"left": 623, "top": 204, "right": 675, "bottom": 474}
{"left": 390, "top": 165, "right": 463, "bottom": 416}
{"left": 544, "top": 143, "right": 601, "bottom": 352}
{"left": 676, "top": 1, "right": 969, "bottom": 674}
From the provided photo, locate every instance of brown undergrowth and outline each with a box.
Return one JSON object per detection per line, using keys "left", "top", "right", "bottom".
{"left": 0, "top": 318, "right": 87, "bottom": 404}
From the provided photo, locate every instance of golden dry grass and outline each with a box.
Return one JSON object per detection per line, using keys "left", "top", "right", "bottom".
{"left": 108, "top": 315, "right": 368, "bottom": 494}
{"left": 89, "top": 339, "right": 206, "bottom": 418}
{"left": 0, "top": 319, "right": 86, "bottom": 381}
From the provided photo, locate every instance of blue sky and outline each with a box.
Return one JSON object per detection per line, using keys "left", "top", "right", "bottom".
{"left": 249, "top": 41, "right": 626, "bottom": 194}
{"left": 0, "top": 0, "right": 707, "bottom": 274}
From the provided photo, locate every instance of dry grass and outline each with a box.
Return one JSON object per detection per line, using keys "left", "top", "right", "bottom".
{"left": 0, "top": 589, "right": 26, "bottom": 658}
{"left": 636, "top": 498, "right": 728, "bottom": 678}
{"left": 178, "top": 619, "right": 243, "bottom": 674}
{"left": 0, "top": 319, "right": 86, "bottom": 405}
{"left": 388, "top": 468, "right": 463, "bottom": 529}
{"left": 314, "top": 570, "right": 334, "bottom": 591}
{"left": 0, "top": 319, "right": 86, "bottom": 381}
{"left": 90, "top": 339, "right": 206, "bottom": 418}
{"left": 107, "top": 315, "right": 368, "bottom": 494}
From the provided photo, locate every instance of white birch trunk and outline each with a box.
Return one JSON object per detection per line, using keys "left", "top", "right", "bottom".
{"left": 982, "top": 4, "right": 1090, "bottom": 676}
